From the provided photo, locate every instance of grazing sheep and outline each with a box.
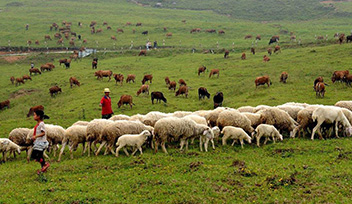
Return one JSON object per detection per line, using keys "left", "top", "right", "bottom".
{"left": 86, "top": 119, "right": 114, "bottom": 157}
{"left": 198, "top": 87, "right": 210, "bottom": 100}
{"left": 168, "top": 81, "right": 176, "bottom": 91}
{"left": 193, "top": 110, "right": 212, "bottom": 117}
{"left": 142, "top": 74, "right": 153, "bottom": 84}
{"left": 151, "top": 92, "right": 167, "bottom": 104}
{"left": 280, "top": 72, "right": 288, "bottom": 83}
{"left": 293, "top": 105, "right": 322, "bottom": 138}
{"left": 205, "top": 107, "right": 228, "bottom": 127}
{"left": 173, "top": 111, "right": 193, "bottom": 118}
{"left": 276, "top": 105, "right": 304, "bottom": 121}
{"left": 58, "top": 125, "right": 87, "bottom": 162}
{"left": 178, "top": 79, "right": 187, "bottom": 86}
{"left": 115, "top": 130, "right": 151, "bottom": 157}
{"left": 209, "top": 69, "right": 219, "bottom": 78}
{"left": 175, "top": 86, "right": 188, "bottom": 97}
{"left": 126, "top": 74, "right": 136, "bottom": 83}
{"left": 141, "top": 111, "right": 171, "bottom": 127}
{"left": 311, "top": 106, "right": 352, "bottom": 140}
{"left": 113, "top": 73, "right": 124, "bottom": 85}
{"left": 254, "top": 105, "right": 271, "bottom": 112}
{"left": 216, "top": 109, "right": 254, "bottom": 134}
{"left": 109, "top": 115, "right": 131, "bottom": 121}
{"left": 252, "top": 124, "right": 283, "bottom": 147}
{"left": 72, "top": 121, "right": 90, "bottom": 126}
{"left": 8, "top": 128, "right": 31, "bottom": 156}
{"left": 237, "top": 106, "right": 256, "bottom": 113}
{"left": 213, "top": 92, "right": 224, "bottom": 109}
{"left": 335, "top": 101, "right": 352, "bottom": 111}
{"left": 259, "top": 107, "right": 298, "bottom": 137}
{"left": 282, "top": 102, "right": 309, "bottom": 108}
{"left": 221, "top": 126, "right": 252, "bottom": 148}
{"left": 0, "top": 138, "right": 21, "bottom": 162}
{"left": 242, "top": 112, "right": 261, "bottom": 128}
{"left": 117, "top": 95, "right": 134, "bottom": 109}
{"left": 153, "top": 117, "right": 212, "bottom": 154}
{"left": 136, "top": 84, "right": 149, "bottom": 96}
{"left": 198, "top": 66, "right": 207, "bottom": 76}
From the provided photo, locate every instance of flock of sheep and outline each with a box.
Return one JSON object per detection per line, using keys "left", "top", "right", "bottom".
{"left": 1, "top": 100, "right": 352, "bottom": 163}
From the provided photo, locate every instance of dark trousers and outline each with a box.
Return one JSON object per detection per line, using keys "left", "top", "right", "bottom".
{"left": 31, "top": 150, "right": 45, "bottom": 167}
{"left": 102, "top": 114, "right": 112, "bottom": 119}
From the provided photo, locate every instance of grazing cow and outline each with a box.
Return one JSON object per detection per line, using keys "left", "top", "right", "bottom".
{"left": 95, "top": 70, "right": 113, "bottom": 81}
{"left": 218, "top": 30, "right": 225, "bottom": 34}
{"left": 136, "top": 23, "right": 142, "bottom": 26}
{"left": 267, "top": 48, "right": 272, "bottom": 56}
{"left": 166, "top": 32, "right": 172, "bottom": 37}
{"left": 35, "top": 40, "right": 40, "bottom": 45}
{"left": 26, "top": 105, "right": 44, "bottom": 117}
{"left": 290, "top": 35, "right": 296, "bottom": 41}
{"left": 0, "top": 100, "right": 10, "bottom": 110}
{"left": 49, "top": 86, "right": 62, "bottom": 97}
{"left": 315, "top": 82, "right": 325, "bottom": 98}
{"left": 198, "top": 87, "right": 210, "bottom": 100}
{"left": 90, "top": 21, "right": 97, "bottom": 27}
{"left": 139, "top": 50, "right": 147, "bottom": 56}
{"left": 103, "top": 22, "right": 108, "bottom": 26}
{"left": 92, "top": 60, "right": 98, "bottom": 69}
{"left": 241, "top": 53, "right": 246, "bottom": 60}
{"left": 178, "top": 79, "right": 187, "bottom": 86}
{"left": 69, "top": 40, "right": 75, "bottom": 46}
{"left": 69, "top": 77, "right": 80, "bottom": 88}
{"left": 213, "top": 92, "right": 223, "bottom": 109}
{"left": 132, "top": 29, "right": 136, "bottom": 34}
{"left": 71, "top": 32, "right": 76, "bottom": 36}
{"left": 83, "top": 39, "right": 87, "bottom": 44}
{"left": 209, "top": 69, "right": 219, "bottom": 78}
{"left": 313, "top": 77, "right": 327, "bottom": 91}
{"left": 126, "top": 22, "right": 132, "bottom": 26}
{"left": 54, "top": 33, "right": 61, "bottom": 39}
{"left": 15, "top": 78, "right": 25, "bottom": 86}
{"left": 163, "top": 27, "right": 167, "bottom": 32}
{"left": 59, "top": 58, "right": 67, "bottom": 65}
{"left": 198, "top": 66, "right": 207, "bottom": 76}
{"left": 107, "top": 26, "right": 112, "bottom": 30}
{"left": 205, "top": 29, "right": 216, "bottom": 33}
{"left": 339, "top": 33, "right": 345, "bottom": 44}
{"left": 22, "top": 75, "right": 32, "bottom": 81}
{"left": 346, "top": 35, "right": 352, "bottom": 43}
{"left": 151, "top": 92, "right": 167, "bottom": 104}
{"left": 142, "top": 31, "right": 148, "bottom": 35}
{"left": 244, "top": 35, "right": 252, "bottom": 39}
{"left": 224, "top": 50, "right": 229, "bottom": 58}
{"left": 136, "top": 84, "right": 149, "bottom": 96}
{"left": 182, "top": 20, "right": 186, "bottom": 23}
{"left": 168, "top": 81, "right": 176, "bottom": 91}
{"left": 142, "top": 74, "right": 153, "bottom": 84}
{"left": 126, "top": 74, "right": 136, "bottom": 83}
{"left": 57, "top": 38, "right": 64, "bottom": 44}
{"left": 10, "top": 76, "right": 15, "bottom": 85}
{"left": 29, "top": 68, "right": 41, "bottom": 75}
{"left": 250, "top": 47, "right": 255, "bottom": 55}
{"left": 27, "top": 40, "right": 32, "bottom": 45}
{"left": 280, "top": 72, "right": 288, "bottom": 83}
{"left": 64, "top": 60, "right": 71, "bottom": 69}
{"left": 165, "top": 77, "right": 170, "bottom": 85}
{"left": 332, "top": 70, "right": 349, "bottom": 83}
{"left": 175, "top": 86, "right": 188, "bottom": 97}
{"left": 343, "top": 74, "right": 352, "bottom": 86}
{"left": 256, "top": 35, "right": 261, "bottom": 40}
{"left": 117, "top": 28, "right": 124, "bottom": 33}
{"left": 269, "top": 35, "right": 280, "bottom": 45}
{"left": 263, "top": 55, "right": 270, "bottom": 62}
{"left": 113, "top": 74, "right": 124, "bottom": 85}
{"left": 96, "top": 28, "right": 103, "bottom": 33}
{"left": 117, "top": 95, "right": 134, "bottom": 109}
{"left": 255, "top": 76, "right": 272, "bottom": 88}
{"left": 44, "top": 35, "right": 52, "bottom": 40}
{"left": 40, "top": 64, "right": 52, "bottom": 72}
{"left": 274, "top": 45, "right": 281, "bottom": 53}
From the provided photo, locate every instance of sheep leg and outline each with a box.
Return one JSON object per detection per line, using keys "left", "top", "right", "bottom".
{"left": 13, "top": 151, "right": 16, "bottom": 159}
{"left": 210, "top": 138, "right": 215, "bottom": 150}
{"left": 179, "top": 139, "right": 185, "bottom": 151}
{"left": 131, "top": 148, "right": 138, "bottom": 156}
{"left": 43, "top": 151, "right": 50, "bottom": 159}
{"left": 204, "top": 138, "right": 209, "bottom": 152}
{"left": 256, "top": 136, "right": 261, "bottom": 147}
{"left": 58, "top": 141, "right": 67, "bottom": 162}
{"left": 311, "top": 120, "right": 323, "bottom": 140}
{"left": 154, "top": 141, "right": 158, "bottom": 153}
{"left": 123, "top": 148, "right": 130, "bottom": 156}
{"left": 115, "top": 145, "right": 123, "bottom": 157}
{"left": 231, "top": 139, "right": 236, "bottom": 146}
{"left": 82, "top": 142, "right": 86, "bottom": 155}
{"left": 87, "top": 141, "right": 92, "bottom": 157}
{"left": 161, "top": 142, "right": 168, "bottom": 154}
{"left": 240, "top": 139, "right": 244, "bottom": 149}
{"left": 335, "top": 122, "right": 340, "bottom": 138}
{"left": 199, "top": 137, "right": 203, "bottom": 152}
{"left": 264, "top": 137, "right": 269, "bottom": 145}
{"left": 27, "top": 146, "right": 33, "bottom": 163}
{"left": 191, "top": 138, "right": 195, "bottom": 145}
{"left": 95, "top": 141, "right": 106, "bottom": 156}
{"left": 185, "top": 139, "right": 189, "bottom": 151}
{"left": 2, "top": 152, "right": 6, "bottom": 162}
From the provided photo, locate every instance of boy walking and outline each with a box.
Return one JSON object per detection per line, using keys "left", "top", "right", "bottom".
{"left": 100, "top": 88, "right": 113, "bottom": 119}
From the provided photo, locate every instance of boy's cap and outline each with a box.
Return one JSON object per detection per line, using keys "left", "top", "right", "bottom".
{"left": 104, "top": 88, "right": 110, "bottom": 93}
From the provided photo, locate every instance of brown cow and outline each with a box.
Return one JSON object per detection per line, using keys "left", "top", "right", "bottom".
{"left": 15, "top": 78, "right": 25, "bottom": 86}
{"left": 280, "top": 72, "right": 288, "bottom": 83}
{"left": 83, "top": 39, "right": 87, "bottom": 44}
{"left": 95, "top": 70, "right": 113, "bottom": 81}
{"left": 126, "top": 22, "right": 132, "bottom": 26}
{"left": 126, "top": 74, "right": 136, "bottom": 83}
{"left": 26, "top": 105, "right": 44, "bottom": 117}
{"left": 103, "top": 22, "right": 108, "bottom": 26}
{"left": 139, "top": 50, "right": 147, "bottom": 56}
{"left": 40, "top": 64, "right": 53, "bottom": 72}
{"left": 181, "top": 20, "right": 186, "bottom": 23}
{"left": 218, "top": 30, "right": 225, "bottom": 34}
{"left": 59, "top": 58, "right": 67, "bottom": 65}
{"left": 136, "top": 23, "right": 142, "bottom": 26}
{"left": 96, "top": 28, "right": 103, "bottom": 33}
{"left": 315, "top": 82, "right": 325, "bottom": 98}
{"left": 175, "top": 86, "right": 188, "bottom": 97}
{"left": 69, "top": 40, "right": 75, "bottom": 46}
{"left": 166, "top": 32, "right": 172, "bottom": 37}
{"left": 256, "top": 35, "right": 261, "bottom": 40}
{"left": 117, "top": 95, "right": 134, "bottom": 109}
{"left": 0, "top": 100, "right": 10, "bottom": 110}
{"left": 35, "top": 40, "right": 40, "bottom": 45}
{"left": 274, "top": 45, "right": 281, "bottom": 54}
{"left": 241, "top": 53, "right": 246, "bottom": 60}
{"left": 111, "top": 36, "right": 117, "bottom": 41}
{"left": 267, "top": 48, "right": 272, "bottom": 56}
{"left": 178, "top": 79, "right": 187, "bottom": 86}
{"left": 344, "top": 74, "right": 352, "bottom": 86}
{"left": 113, "top": 74, "right": 124, "bottom": 85}
{"left": 332, "top": 70, "right": 349, "bottom": 83}
{"left": 49, "top": 85, "right": 62, "bottom": 97}
{"left": 54, "top": 33, "right": 61, "bottom": 39}
{"left": 10, "top": 76, "right": 15, "bottom": 84}
{"left": 165, "top": 77, "right": 170, "bottom": 85}
{"left": 92, "top": 60, "right": 98, "bottom": 69}
{"left": 255, "top": 76, "right": 271, "bottom": 88}
{"left": 224, "top": 50, "right": 229, "bottom": 58}
{"left": 168, "top": 81, "right": 176, "bottom": 91}
{"left": 107, "top": 26, "right": 112, "bottom": 30}
{"left": 263, "top": 55, "right": 270, "bottom": 62}
{"left": 69, "top": 77, "right": 80, "bottom": 88}
{"left": 244, "top": 35, "right": 252, "bottom": 39}
{"left": 44, "top": 35, "right": 52, "bottom": 40}
{"left": 209, "top": 69, "right": 219, "bottom": 78}
{"left": 22, "top": 75, "right": 32, "bottom": 81}
{"left": 27, "top": 40, "right": 32, "bottom": 45}
{"left": 29, "top": 68, "right": 41, "bottom": 75}
{"left": 163, "top": 27, "right": 167, "bottom": 32}
{"left": 250, "top": 47, "right": 255, "bottom": 55}
{"left": 136, "top": 84, "right": 149, "bottom": 96}
{"left": 205, "top": 29, "right": 216, "bottom": 33}
{"left": 339, "top": 33, "right": 345, "bottom": 44}
{"left": 57, "top": 38, "right": 64, "bottom": 44}
{"left": 117, "top": 28, "right": 124, "bottom": 33}
{"left": 198, "top": 66, "right": 207, "bottom": 76}
{"left": 142, "top": 74, "right": 153, "bottom": 84}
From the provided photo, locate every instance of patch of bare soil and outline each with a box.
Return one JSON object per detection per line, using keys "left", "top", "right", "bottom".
{"left": 2, "top": 55, "right": 26, "bottom": 63}
{"left": 10, "top": 89, "right": 39, "bottom": 99}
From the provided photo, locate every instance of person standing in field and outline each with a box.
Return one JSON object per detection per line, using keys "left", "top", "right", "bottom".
{"left": 100, "top": 88, "right": 113, "bottom": 119}
{"left": 31, "top": 110, "right": 50, "bottom": 175}
{"left": 25, "top": 24, "right": 29, "bottom": 30}
{"left": 30, "top": 62, "right": 34, "bottom": 69}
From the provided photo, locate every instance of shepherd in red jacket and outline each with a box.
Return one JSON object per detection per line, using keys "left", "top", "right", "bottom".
{"left": 100, "top": 88, "right": 113, "bottom": 119}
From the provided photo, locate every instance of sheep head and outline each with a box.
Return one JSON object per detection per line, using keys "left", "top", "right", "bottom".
{"left": 345, "top": 127, "right": 352, "bottom": 137}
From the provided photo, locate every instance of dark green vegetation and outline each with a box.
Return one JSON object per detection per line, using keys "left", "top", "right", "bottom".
{"left": 1, "top": 0, "right": 352, "bottom": 203}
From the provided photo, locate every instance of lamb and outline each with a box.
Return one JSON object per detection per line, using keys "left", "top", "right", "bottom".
{"left": 335, "top": 101, "right": 352, "bottom": 112}
{"left": 8, "top": 128, "right": 31, "bottom": 155}
{"left": 311, "top": 106, "right": 352, "bottom": 140}
{"left": 136, "top": 84, "right": 149, "bottom": 96}
{"left": 252, "top": 124, "right": 283, "bottom": 147}
{"left": 109, "top": 114, "right": 131, "bottom": 121}
{"left": 0, "top": 138, "right": 21, "bottom": 162}
{"left": 221, "top": 126, "right": 252, "bottom": 148}
{"left": 153, "top": 117, "right": 212, "bottom": 154}
{"left": 115, "top": 130, "right": 151, "bottom": 157}
{"left": 86, "top": 119, "right": 114, "bottom": 156}
{"left": 216, "top": 109, "right": 254, "bottom": 134}
{"left": 58, "top": 125, "right": 87, "bottom": 162}
{"left": 96, "top": 121, "right": 154, "bottom": 155}
{"left": 258, "top": 107, "right": 298, "bottom": 137}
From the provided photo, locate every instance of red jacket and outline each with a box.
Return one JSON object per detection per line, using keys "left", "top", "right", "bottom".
{"left": 100, "top": 96, "right": 113, "bottom": 115}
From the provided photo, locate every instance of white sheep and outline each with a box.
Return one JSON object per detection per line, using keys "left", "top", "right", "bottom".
{"left": 221, "top": 126, "right": 252, "bottom": 148}
{"left": 172, "top": 111, "right": 193, "bottom": 118}
{"left": 115, "top": 130, "right": 151, "bottom": 157}
{"left": 141, "top": 111, "right": 171, "bottom": 127}
{"left": 58, "top": 125, "right": 87, "bottom": 162}
{"left": 335, "top": 101, "right": 352, "bottom": 112}
{"left": 153, "top": 117, "right": 212, "bottom": 154}
{"left": 282, "top": 102, "right": 309, "bottom": 108}
{"left": 86, "top": 119, "right": 114, "bottom": 156}
{"left": 276, "top": 105, "right": 304, "bottom": 121}
{"left": 252, "top": 124, "right": 283, "bottom": 147}
{"left": 216, "top": 109, "right": 254, "bottom": 133}
{"left": 205, "top": 107, "right": 228, "bottom": 127}
{"left": 0, "top": 138, "right": 21, "bottom": 162}
{"left": 109, "top": 114, "right": 131, "bottom": 121}
{"left": 193, "top": 110, "right": 212, "bottom": 117}
{"left": 72, "top": 121, "right": 90, "bottom": 126}
{"left": 129, "top": 114, "right": 146, "bottom": 122}
{"left": 242, "top": 112, "right": 261, "bottom": 128}
{"left": 237, "top": 106, "right": 256, "bottom": 113}
{"left": 311, "top": 106, "right": 352, "bottom": 140}
{"left": 8, "top": 128, "right": 31, "bottom": 156}
{"left": 199, "top": 126, "right": 220, "bottom": 152}
{"left": 254, "top": 105, "right": 271, "bottom": 112}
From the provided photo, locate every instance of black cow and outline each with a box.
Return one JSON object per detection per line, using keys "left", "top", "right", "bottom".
{"left": 151, "top": 92, "right": 167, "bottom": 104}
{"left": 142, "top": 31, "right": 148, "bottom": 35}
{"left": 198, "top": 87, "right": 210, "bottom": 100}
{"left": 347, "top": 35, "right": 352, "bottom": 43}
{"left": 213, "top": 92, "right": 223, "bottom": 109}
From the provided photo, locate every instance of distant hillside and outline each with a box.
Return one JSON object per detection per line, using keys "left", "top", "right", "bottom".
{"left": 132, "top": 0, "right": 352, "bottom": 21}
